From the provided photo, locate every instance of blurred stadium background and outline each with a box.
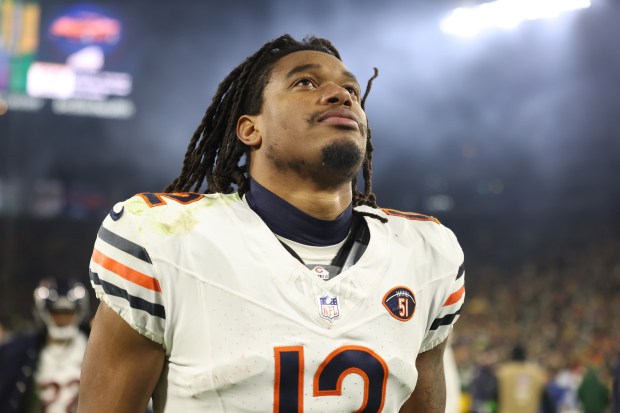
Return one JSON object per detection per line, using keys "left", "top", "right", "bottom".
{"left": 1, "top": 0, "right": 619, "bottom": 410}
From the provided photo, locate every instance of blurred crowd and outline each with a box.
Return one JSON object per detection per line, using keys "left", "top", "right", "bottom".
{"left": 453, "top": 229, "right": 620, "bottom": 412}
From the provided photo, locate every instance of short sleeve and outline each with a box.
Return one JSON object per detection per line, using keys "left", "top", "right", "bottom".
{"left": 88, "top": 201, "right": 166, "bottom": 346}
{"left": 419, "top": 263, "right": 465, "bottom": 352}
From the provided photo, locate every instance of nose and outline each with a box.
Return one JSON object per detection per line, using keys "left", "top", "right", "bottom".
{"left": 320, "top": 83, "right": 352, "bottom": 107}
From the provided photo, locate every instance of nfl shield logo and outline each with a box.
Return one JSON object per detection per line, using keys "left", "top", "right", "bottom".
{"left": 318, "top": 294, "right": 340, "bottom": 321}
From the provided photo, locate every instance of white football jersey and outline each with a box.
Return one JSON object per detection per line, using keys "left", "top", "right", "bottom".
{"left": 89, "top": 192, "right": 465, "bottom": 413}
{"left": 34, "top": 332, "right": 87, "bottom": 413}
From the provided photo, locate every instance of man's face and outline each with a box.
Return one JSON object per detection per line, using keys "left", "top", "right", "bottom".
{"left": 251, "top": 50, "right": 368, "bottom": 187}
{"left": 50, "top": 309, "right": 77, "bottom": 327}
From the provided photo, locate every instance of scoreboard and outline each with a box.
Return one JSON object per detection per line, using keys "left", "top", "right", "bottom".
{"left": 0, "top": 1, "right": 135, "bottom": 119}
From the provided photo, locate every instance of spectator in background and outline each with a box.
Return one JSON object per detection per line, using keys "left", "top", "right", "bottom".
{"left": 551, "top": 362, "right": 584, "bottom": 413}
{"left": 545, "top": 360, "right": 575, "bottom": 413}
{"left": 496, "top": 344, "right": 555, "bottom": 413}
{"left": 577, "top": 365, "right": 609, "bottom": 413}
{"left": 469, "top": 348, "right": 498, "bottom": 413}
{"left": 0, "top": 278, "right": 89, "bottom": 412}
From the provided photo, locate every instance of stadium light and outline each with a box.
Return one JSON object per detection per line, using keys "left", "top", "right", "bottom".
{"left": 440, "top": 0, "right": 591, "bottom": 37}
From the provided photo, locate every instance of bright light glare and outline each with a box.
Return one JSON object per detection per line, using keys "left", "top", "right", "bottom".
{"left": 440, "top": 0, "right": 591, "bottom": 37}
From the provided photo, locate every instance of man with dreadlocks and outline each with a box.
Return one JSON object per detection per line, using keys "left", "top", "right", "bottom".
{"left": 78, "top": 34, "right": 465, "bottom": 413}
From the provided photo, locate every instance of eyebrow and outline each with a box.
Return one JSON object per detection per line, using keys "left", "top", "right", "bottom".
{"left": 285, "top": 63, "right": 359, "bottom": 85}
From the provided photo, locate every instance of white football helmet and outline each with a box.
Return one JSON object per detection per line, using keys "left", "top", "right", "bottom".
{"left": 33, "top": 278, "right": 90, "bottom": 340}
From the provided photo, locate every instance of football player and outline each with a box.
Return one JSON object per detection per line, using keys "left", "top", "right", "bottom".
{"left": 79, "top": 34, "right": 465, "bottom": 413}
{"left": 0, "top": 278, "right": 89, "bottom": 412}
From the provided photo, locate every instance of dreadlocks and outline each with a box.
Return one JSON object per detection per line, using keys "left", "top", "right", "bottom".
{"left": 165, "top": 34, "right": 381, "bottom": 211}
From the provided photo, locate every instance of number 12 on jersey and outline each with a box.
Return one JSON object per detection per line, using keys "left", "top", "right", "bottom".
{"left": 274, "top": 345, "right": 388, "bottom": 413}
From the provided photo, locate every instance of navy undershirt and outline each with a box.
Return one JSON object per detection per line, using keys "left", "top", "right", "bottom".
{"left": 245, "top": 178, "right": 352, "bottom": 247}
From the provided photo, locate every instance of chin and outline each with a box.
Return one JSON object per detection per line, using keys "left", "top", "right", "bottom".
{"left": 320, "top": 139, "right": 364, "bottom": 174}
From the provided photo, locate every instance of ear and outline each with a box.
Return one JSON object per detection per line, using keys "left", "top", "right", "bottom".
{"left": 236, "top": 115, "right": 262, "bottom": 148}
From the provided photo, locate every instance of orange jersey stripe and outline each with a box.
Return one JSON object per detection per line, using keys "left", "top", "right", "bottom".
{"left": 92, "top": 249, "right": 162, "bottom": 293}
{"left": 443, "top": 285, "right": 465, "bottom": 306}
{"left": 381, "top": 208, "right": 441, "bottom": 224}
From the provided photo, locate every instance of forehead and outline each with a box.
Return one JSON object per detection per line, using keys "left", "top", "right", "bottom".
{"left": 269, "top": 50, "right": 357, "bottom": 83}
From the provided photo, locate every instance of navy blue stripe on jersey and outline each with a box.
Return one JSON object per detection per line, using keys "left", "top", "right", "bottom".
{"left": 429, "top": 307, "right": 462, "bottom": 331}
{"left": 456, "top": 264, "right": 465, "bottom": 280}
{"left": 97, "top": 226, "right": 152, "bottom": 264}
{"left": 90, "top": 270, "right": 165, "bottom": 319}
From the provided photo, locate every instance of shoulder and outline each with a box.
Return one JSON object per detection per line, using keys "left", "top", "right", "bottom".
{"left": 357, "top": 205, "right": 463, "bottom": 266}
{"left": 380, "top": 207, "right": 442, "bottom": 225}
{"left": 356, "top": 205, "right": 442, "bottom": 230}
{"left": 0, "top": 332, "right": 43, "bottom": 381}
{"left": 99, "top": 192, "right": 242, "bottom": 239}
{"left": 112, "top": 192, "right": 240, "bottom": 221}
{"left": 0, "top": 334, "right": 36, "bottom": 406}
{"left": 0, "top": 331, "right": 43, "bottom": 357}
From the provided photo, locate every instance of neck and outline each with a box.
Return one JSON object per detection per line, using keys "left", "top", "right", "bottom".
{"left": 245, "top": 178, "right": 353, "bottom": 246}
{"left": 247, "top": 173, "right": 353, "bottom": 221}
{"left": 47, "top": 336, "right": 72, "bottom": 345}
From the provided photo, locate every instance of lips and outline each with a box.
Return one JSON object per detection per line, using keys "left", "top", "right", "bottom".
{"left": 316, "top": 108, "right": 360, "bottom": 129}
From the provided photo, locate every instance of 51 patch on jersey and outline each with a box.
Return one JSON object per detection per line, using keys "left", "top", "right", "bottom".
{"left": 382, "top": 286, "right": 416, "bottom": 321}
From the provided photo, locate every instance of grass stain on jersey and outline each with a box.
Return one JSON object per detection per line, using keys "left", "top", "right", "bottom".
{"left": 123, "top": 194, "right": 222, "bottom": 236}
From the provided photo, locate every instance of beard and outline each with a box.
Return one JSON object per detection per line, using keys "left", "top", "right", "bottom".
{"left": 266, "top": 137, "right": 365, "bottom": 188}
{"left": 321, "top": 139, "right": 364, "bottom": 174}
{"left": 313, "top": 138, "right": 365, "bottom": 188}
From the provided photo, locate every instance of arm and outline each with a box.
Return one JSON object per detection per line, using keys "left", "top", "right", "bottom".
{"left": 399, "top": 338, "right": 448, "bottom": 413}
{"left": 78, "top": 302, "right": 165, "bottom": 413}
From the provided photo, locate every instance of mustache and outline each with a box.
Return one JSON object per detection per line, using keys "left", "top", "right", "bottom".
{"left": 306, "top": 110, "right": 369, "bottom": 137}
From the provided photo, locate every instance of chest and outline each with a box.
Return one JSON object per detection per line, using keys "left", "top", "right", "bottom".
{"left": 34, "top": 336, "right": 86, "bottom": 413}
{"left": 155, "top": 233, "right": 441, "bottom": 412}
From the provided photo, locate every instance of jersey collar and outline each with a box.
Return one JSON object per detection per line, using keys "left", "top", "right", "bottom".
{"left": 245, "top": 178, "right": 352, "bottom": 246}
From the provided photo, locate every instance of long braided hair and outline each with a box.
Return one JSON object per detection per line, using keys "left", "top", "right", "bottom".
{"left": 165, "top": 34, "right": 381, "bottom": 210}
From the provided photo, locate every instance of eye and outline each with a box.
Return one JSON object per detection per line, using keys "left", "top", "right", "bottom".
{"left": 294, "top": 78, "right": 317, "bottom": 88}
{"left": 344, "top": 85, "right": 360, "bottom": 99}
